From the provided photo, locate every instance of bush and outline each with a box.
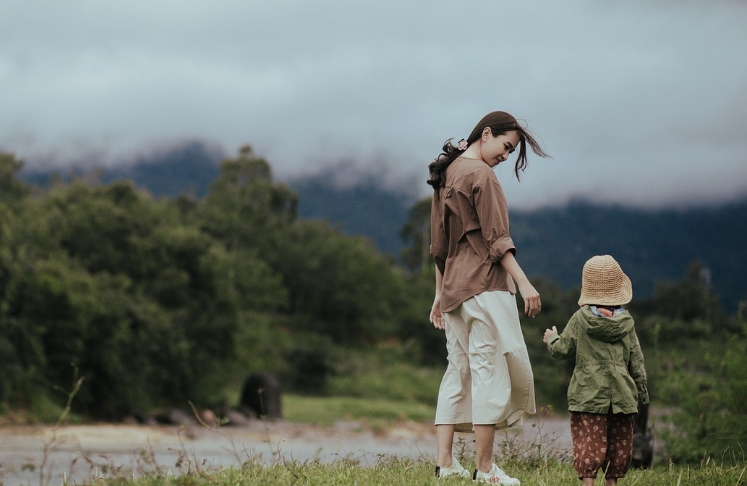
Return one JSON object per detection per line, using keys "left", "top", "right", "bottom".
{"left": 660, "top": 327, "right": 747, "bottom": 463}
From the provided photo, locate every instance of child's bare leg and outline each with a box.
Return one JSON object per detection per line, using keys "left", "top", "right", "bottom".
{"left": 582, "top": 478, "right": 595, "bottom": 486}
{"left": 605, "top": 479, "right": 617, "bottom": 486}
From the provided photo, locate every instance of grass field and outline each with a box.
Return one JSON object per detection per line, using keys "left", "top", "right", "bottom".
{"left": 8, "top": 394, "right": 747, "bottom": 485}
{"left": 282, "top": 394, "right": 436, "bottom": 426}
{"left": 91, "top": 457, "right": 747, "bottom": 486}
{"left": 95, "top": 395, "right": 746, "bottom": 485}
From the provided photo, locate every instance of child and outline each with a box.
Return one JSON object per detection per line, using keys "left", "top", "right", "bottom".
{"left": 543, "top": 255, "right": 649, "bottom": 486}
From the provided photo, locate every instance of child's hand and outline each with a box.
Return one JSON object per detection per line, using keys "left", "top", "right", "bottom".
{"left": 543, "top": 326, "right": 558, "bottom": 343}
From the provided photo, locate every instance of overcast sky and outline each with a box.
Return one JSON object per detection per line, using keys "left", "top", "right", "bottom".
{"left": 1, "top": 0, "right": 746, "bottom": 209}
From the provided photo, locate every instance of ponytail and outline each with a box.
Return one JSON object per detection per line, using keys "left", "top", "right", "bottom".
{"left": 426, "top": 138, "right": 467, "bottom": 192}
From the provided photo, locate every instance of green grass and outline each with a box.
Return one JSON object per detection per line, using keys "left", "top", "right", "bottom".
{"left": 326, "top": 359, "right": 443, "bottom": 405}
{"left": 0, "top": 391, "right": 83, "bottom": 426}
{"left": 282, "top": 394, "right": 436, "bottom": 427}
{"left": 92, "top": 458, "right": 747, "bottom": 486}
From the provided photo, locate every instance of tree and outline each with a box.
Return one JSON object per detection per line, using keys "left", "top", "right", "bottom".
{"left": 649, "top": 261, "right": 722, "bottom": 324}
{"left": 0, "top": 153, "right": 30, "bottom": 208}
{"left": 399, "top": 197, "right": 432, "bottom": 274}
{"left": 274, "top": 220, "right": 402, "bottom": 343}
{"left": 199, "top": 145, "right": 298, "bottom": 255}
{"left": 6, "top": 178, "right": 254, "bottom": 417}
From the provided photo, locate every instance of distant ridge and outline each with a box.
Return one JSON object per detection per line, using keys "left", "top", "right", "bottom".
{"left": 289, "top": 177, "right": 415, "bottom": 256}
{"left": 20, "top": 141, "right": 223, "bottom": 198}
{"left": 510, "top": 199, "right": 747, "bottom": 313}
{"left": 17, "top": 143, "right": 747, "bottom": 313}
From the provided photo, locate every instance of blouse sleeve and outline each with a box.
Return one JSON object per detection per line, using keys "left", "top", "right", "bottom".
{"left": 429, "top": 191, "right": 447, "bottom": 274}
{"left": 472, "top": 169, "right": 516, "bottom": 262}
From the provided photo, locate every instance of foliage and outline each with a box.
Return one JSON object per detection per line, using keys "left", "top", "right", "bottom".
{"left": 654, "top": 315, "right": 747, "bottom": 463}
{"left": 399, "top": 197, "right": 432, "bottom": 273}
{"left": 0, "top": 150, "right": 295, "bottom": 417}
{"left": 199, "top": 145, "right": 297, "bottom": 255}
{"left": 23, "top": 157, "right": 747, "bottom": 311}
{"left": 271, "top": 219, "right": 404, "bottom": 343}
{"left": 3, "top": 145, "right": 747, "bottom": 471}
{"left": 325, "top": 347, "right": 442, "bottom": 404}
{"left": 0, "top": 148, "right": 431, "bottom": 420}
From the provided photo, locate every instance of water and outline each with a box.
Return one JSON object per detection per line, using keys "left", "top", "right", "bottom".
{"left": 0, "top": 418, "right": 572, "bottom": 485}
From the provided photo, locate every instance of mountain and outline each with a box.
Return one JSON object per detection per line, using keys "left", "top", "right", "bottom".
{"left": 18, "top": 144, "right": 747, "bottom": 313}
{"left": 509, "top": 200, "right": 747, "bottom": 314}
{"left": 20, "top": 141, "right": 223, "bottom": 198}
{"left": 289, "top": 178, "right": 414, "bottom": 256}
{"left": 287, "top": 179, "right": 747, "bottom": 313}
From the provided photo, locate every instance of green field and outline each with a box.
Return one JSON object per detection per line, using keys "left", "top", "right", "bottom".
{"left": 282, "top": 394, "right": 436, "bottom": 427}
{"left": 91, "top": 458, "right": 747, "bottom": 486}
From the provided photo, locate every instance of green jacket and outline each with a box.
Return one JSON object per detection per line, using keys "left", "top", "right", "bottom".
{"left": 546, "top": 306, "right": 649, "bottom": 414}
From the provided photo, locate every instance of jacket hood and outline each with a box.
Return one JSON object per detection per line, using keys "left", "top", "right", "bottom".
{"left": 580, "top": 305, "right": 634, "bottom": 343}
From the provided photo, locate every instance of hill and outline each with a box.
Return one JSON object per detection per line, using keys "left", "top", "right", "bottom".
{"left": 21, "top": 141, "right": 223, "bottom": 198}
{"left": 510, "top": 200, "right": 747, "bottom": 314}
{"left": 18, "top": 144, "right": 747, "bottom": 313}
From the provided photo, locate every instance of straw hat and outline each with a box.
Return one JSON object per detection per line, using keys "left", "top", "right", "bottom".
{"left": 578, "top": 255, "right": 633, "bottom": 306}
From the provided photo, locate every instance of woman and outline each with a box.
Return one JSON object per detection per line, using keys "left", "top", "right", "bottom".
{"left": 428, "top": 111, "right": 549, "bottom": 484}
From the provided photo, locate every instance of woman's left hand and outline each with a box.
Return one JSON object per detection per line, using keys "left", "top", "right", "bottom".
{"left": 430, "top": 296, "right": 445, "bottom": 330}
{"left": 518, "top": 281, "right": 541, "bottom": 318}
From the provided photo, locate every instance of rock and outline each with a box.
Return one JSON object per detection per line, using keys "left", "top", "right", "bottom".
{"left": 154, "top": 407, "right": 196, "bottom": 426}
{"left": 133, "top": 412, "right": 158, "bottom": 426}
{"left": 198, "top": 409, "right": 217, "bottom": 427}
{"left": 222, "top": 409, "right": 251, "bottom": 426}
{"left": 240, "top": 372, "right": 282, "bottom": 419}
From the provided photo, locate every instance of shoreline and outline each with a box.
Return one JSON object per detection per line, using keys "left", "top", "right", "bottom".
{"left": 0, "top": 416, "right": 572, "bottom": 485}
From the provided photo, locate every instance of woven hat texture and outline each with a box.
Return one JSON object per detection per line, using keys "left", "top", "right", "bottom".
{"left": 578, "top": 255, "right": 633, "bottom": 306}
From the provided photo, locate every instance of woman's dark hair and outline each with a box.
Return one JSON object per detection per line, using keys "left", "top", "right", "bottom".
{"left": 426, "top": 111, "right": 549, "bottom": 191}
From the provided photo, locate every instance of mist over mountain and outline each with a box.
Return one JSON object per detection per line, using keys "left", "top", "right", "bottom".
{"left": 21, "top": 141, "right": 224, "bottom": 198}
{"left": 18, "top": 143, "right": 747, "bottom": 313}
{"left": 510, "top": 200, "right": 747, "bottom": 314}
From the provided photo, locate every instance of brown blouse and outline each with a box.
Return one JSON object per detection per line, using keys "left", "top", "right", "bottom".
{"left": 430, "top": 156, "right": 516, "bottom": 312}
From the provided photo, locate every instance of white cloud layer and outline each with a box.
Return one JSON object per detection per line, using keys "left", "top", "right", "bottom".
{"left": 1, "top": 0, "right": 746, "bottom": 208}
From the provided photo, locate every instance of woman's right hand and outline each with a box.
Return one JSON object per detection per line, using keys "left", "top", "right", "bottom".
{"left": 430, "top": 296, "right": 445, "bottom": 330}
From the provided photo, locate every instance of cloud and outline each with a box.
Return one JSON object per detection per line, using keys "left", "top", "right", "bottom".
{"left": 1, "top": 0, "right": 745, "bottom": 209}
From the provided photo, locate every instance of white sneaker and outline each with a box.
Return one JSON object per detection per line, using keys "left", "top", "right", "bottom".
{"left": 472, "top": 464, "right": 520, "bottom": 485}
{"left": 435, "top": 457, "right": 471, "bottom": 479}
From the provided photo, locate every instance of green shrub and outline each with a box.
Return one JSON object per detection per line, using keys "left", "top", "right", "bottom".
{"left": 660, "top": 328, "right": 747, "bottom": 463}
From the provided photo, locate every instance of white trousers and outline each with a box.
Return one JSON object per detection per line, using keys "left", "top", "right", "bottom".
{"left": 435, "top": 290, "right": 536, "bottom": 431}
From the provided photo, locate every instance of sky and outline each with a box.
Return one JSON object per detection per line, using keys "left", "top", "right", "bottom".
{"left": 1, "top": 0, "right": 746, "bottom": 209}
